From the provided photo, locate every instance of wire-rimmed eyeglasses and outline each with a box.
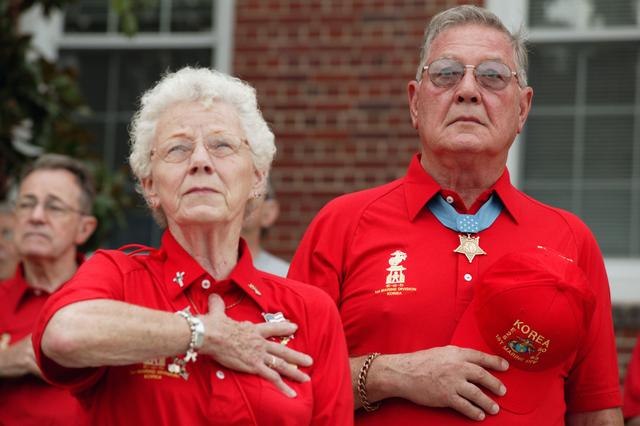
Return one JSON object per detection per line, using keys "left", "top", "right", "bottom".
{"left": 14, "top": 196, "right": 86, "bottom": 219}
{"left": 422, "top": 58, "right": 519, "bottom": 91}
{"left": 151, "top": 136, "right": 251, "bottom": 164}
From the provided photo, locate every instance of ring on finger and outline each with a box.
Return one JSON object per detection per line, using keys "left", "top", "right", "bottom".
{"left": 268, "top": 355, "right": 278, "bottom": 369}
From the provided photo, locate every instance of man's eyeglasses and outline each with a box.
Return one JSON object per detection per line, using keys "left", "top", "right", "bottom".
{"left": 14, "top": 197, "right": 85, "bottom": 219}
{"left": 152, "top": 136, "right": 250, "bottom": 164}
{"left": 422, "top": 58, "right": 518, "bottom": 91}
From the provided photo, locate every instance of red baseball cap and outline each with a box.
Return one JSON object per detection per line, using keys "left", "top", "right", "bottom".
{"left": 451, "top": 246, "right": 596, "bottom": 414}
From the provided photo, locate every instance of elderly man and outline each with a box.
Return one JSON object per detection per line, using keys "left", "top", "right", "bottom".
{"left": 0, "top": 154, "right": 97, "bottom": 425}
{"left": 289, "top": 5, "right": 622, "bottom": 426}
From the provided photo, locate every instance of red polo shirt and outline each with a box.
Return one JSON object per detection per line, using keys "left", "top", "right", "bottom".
{"left": 33, "top": 231, "right": 353, "bottom": 426}
{"left": 289, "top": 154, "right": 621, "bottom": 425}
{"left": 0, "top": 265, "right": 86, "bottom": 426}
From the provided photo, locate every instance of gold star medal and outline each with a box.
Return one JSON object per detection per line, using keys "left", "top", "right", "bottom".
{"left": 454, "top": 234, "right": 487, "bottom": 263}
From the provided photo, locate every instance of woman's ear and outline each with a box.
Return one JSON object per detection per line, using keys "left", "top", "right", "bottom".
{"left": 141, "top": 177, "right": 159, "bottom": 208}
{"left": 252, "top": 169, "right": 267, "bottom": 197}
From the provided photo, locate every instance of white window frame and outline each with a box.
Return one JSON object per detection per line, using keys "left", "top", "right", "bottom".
{"left": 488, "top": 0, "right": 640, "bottom": 303}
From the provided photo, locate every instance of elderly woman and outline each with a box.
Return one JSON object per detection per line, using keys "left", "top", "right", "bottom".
{"left": 32, "top": 68, "right": 353, "bottom": 425}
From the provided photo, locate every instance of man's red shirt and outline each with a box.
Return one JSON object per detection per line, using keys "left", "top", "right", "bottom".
{"left": 289, "top": 154, "right": 621, "bottom": 425}
{"left": 0, "top": 265, "right": 85, "bottom": 426}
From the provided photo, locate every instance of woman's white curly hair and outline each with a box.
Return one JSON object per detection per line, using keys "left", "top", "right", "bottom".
{"left": 128, "top": 67, "right": 276, "bottom": 226}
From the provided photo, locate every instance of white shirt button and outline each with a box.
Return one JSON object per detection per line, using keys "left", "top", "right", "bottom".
{"left": 463, "top": 273, "right": 473, "bottom": 282}
{"left": 201, "top": 279, "right": 211, "bottom": 290}
{"left": 33, "top": 289, "right": 42, "bottom": 296}
{"left": 216, "top": 370, "right": 225, "bottom": 380}
{"left": 445, "top": 196, "right": 454, "bottom": 204}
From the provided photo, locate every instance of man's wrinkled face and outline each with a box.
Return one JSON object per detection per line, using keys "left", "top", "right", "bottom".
{"left": 408, "top": 24, "right": 533, "bottom": 161}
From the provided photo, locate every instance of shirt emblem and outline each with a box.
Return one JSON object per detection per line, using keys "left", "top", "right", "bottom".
{"left": 173, "top": 271, "right": 185, "bottom": 287}
{"left": 374, "top": 250, "right": 417, "bottom": 297}
{"left": 386, "top": 250, "right": 407, "bottom": 285}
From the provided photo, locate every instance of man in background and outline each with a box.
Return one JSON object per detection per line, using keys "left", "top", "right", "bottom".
{"left": 0, "top": 154, "right": 97, "bottom": 425}
{"left": 242, "top": 179, "right": 289, "bottom": 277}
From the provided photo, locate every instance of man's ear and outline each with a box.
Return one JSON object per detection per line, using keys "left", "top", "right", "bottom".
{"left": 407, "top": 80, "right": 421, "bottom": 129}
{"left": 517, "top": 86, "right": 534, "bottom": 134}
{"left": 75, "top": 215, "right": 98, "bottom": 245}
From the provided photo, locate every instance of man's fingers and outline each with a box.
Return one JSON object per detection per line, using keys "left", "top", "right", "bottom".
{"left": 463, "top": 361, "right": 507, "bottom": 397}
{"left": 456, "top": 382, "right": 500, "bottom": 418}
{"left": 449, "top": 394, "right": 488, "bottom": 422}
{"left": 461, "top": 347, "right": 509, "bottom": 372}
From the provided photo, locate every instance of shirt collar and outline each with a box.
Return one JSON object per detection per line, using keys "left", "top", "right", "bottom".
{"left": 404, "top": 154, "right": 441, "bottom": 222}
{"left": 160, "top": 230, "right": 269, "bottom": 312}
{"left": 404, "top": 153, "right": 521, "bottom": 224}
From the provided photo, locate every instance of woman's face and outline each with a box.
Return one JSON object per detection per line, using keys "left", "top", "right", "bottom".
{"left": 142, "top": 101, "right": 263, "bottom": 228}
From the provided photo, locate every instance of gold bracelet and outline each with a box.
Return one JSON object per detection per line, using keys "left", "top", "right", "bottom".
{"left": 357, "top": 352, "right": 381, "bottom": 412}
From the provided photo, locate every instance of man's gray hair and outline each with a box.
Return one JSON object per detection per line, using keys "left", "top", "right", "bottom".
{"left": 19, "top": 153, "right": 96, "bottom": 214}
{"left": 415, "top": 5, "right": 528, "bottom": 87}
{"left": 128, "top": 67, "right": 276, "bottom": 226}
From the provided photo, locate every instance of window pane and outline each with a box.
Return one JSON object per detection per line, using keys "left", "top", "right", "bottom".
{"left": 586, "top": 43, "right": 637, "bottom": 105}
{"left": 135, "top": 2, "right": 161, "bottom": 33}
{"left": 117, "top": 49, "right": 212, "bottom": 110}
{"left": 171, "top": 0, "right": 214, "bottom": 32}
{"left": 64, "top": 0, "right": 109, "bottom": 32}
{"left": 59, "top": 51, "right": 110, "bottom": 113}
{"left": 523, "top": 116, "right": 575, "bottom": 179}
{"left": 528, "top": 45, "right": 576, "bottom": 106}
{"left": 529, "top": 0, "right": 640, "bottom": 28}
{"left": 584, "top": 116, "right": 634, "bottom": 179}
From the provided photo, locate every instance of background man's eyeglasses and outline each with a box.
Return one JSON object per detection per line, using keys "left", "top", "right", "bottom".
{"left": 14, "top": 198, "right": 85, "bottom": 218}
{"left": 422, "top": 59, "right": 518, "bottom": 91}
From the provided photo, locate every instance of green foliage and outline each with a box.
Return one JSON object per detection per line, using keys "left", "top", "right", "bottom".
{"left": 0, "top": 0, "right": 137, "bottom": 250}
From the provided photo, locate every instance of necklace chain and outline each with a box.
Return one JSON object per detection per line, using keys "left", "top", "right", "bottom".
{"left": 184, "top": 290, "right": 245, "bottom": 315}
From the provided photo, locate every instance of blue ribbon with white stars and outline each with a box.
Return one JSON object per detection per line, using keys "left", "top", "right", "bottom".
{"left": 427, "top": 194, "right": 503, "bottom": 233}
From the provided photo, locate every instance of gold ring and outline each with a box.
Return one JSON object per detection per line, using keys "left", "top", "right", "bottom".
{"left": 268, "top": 355, "right": 277, "bottom": 369}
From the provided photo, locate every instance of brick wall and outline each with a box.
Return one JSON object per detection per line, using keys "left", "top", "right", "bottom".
{"left": 234, "top": 0, "right": 482, "bottom": 260}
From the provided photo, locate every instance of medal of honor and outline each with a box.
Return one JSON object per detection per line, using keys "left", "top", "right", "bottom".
{"left": 454, "top": 234, "right": 487, "bottom": 263}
